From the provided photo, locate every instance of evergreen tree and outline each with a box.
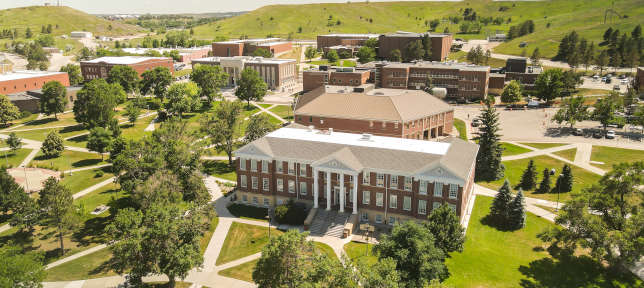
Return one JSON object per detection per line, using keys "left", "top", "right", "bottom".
{"left": 518, "top": 159, "right": 538, "bottom": 190}
{"left": 536, "top": 168, "right": 551, "bottom": 194}
{"left": 509, "top": 189, "right": 526, "bottom": 229}
{"left": 555, "top": 164, "right": 573, "bottom": 193}
{"left": 490, "top": 179, "right": 513, "bottom": 225}
{"left": 475, "top": 102, "right": 504, "bottom": 181}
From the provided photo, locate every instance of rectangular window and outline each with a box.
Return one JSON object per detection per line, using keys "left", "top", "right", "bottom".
{"left": 252, "top": 177, "right": 258, "bottom": 189}
{"left": 262, "top": 178, "right": 269, "bottom": 191}
{"left": 276, "top": 160, "right": 283, "bottom": 173}
{"left": 263, "top": 198, "right": 270, "bottom": 207}
{"left": 288, "top": 162, "right": 296, "bottom": 175}
{"left": 262, "top": 160, "right": 268, "bottom": 172}
{"left": 239, "top": 158, "right": 246, "bottom": 170}
{"left": 404, "top": 177, "right": 412, "bottom": 191}
{"left": 241, "top": 175, "right": 247, "bottom": 188}
{"left": 390, "top": 175, "right": 398, "bottom": 188}
{"left": 389, "top": 195, "right": 397, "bottom": 209}
{"left": 449, "top": 203, "right": 457, "bottom": 213}
{"left": 403, "top": 196, "right": 411, "bottom": 211}
{"left": 288, "top": 180, "right": 295, "bottom": 194}
{"left": 362, "top": 172, "right": 370, "bottom": 184}
{"left": 388, "top": 216, "right": 395, "bottom": 226}
{"left": 361, "top": 212, "right": 368, "bottom": 222}
{"left": 375, "top": 214, "right": 383, "bottom": 223}
{"left": 376, "top": 173, "right": 385, "bottom": 187}
{"left": 300, "top": 182, "right": 307, "bottom": 195}
{"left": 277, "top": 179, "right": 284, "bottom": 192}
{"left": 242, "top": 194, "right": 248, "bottom": 203}
{"left": 434, "top": 182, "right": 443, "bottom": 197}
{"left": 419, "top": 180, "right": 427, "bottom": 195}
{"left": 252, "top": 197, "right": 258, "bottom": 205}
{"left": 376, "top": 192, "right": 383, "bottom": 207}
{"left": 300, "top": 164, "right": 307, "bottom": 176}
{"left": 433, "top": 201, "right": 441, "bottom": 210}
{"left": 449, "top": 184, "right": 458, "bottom": 199}
{"left": 250, "top": 160, "right": 257, "bottom": 172}
{"left": 418, "top": 200, "right": 427, "bottom": 215}
{"left": 362, "top": 191, "right": 370, "bottom": 205}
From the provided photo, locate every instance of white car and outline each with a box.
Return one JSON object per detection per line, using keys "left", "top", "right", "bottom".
{"left": 605, "top": 130, "right": 616, "bottom": 139}
{"left": 621, "top": 79, "right": 629, "bottom": 84}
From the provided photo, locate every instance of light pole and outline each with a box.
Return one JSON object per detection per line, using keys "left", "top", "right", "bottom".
{"left": 555, "top": 174, "right": 563, "bottom": 212}
{"left": 265, "top": 212, "right": 271, "bottom": 239}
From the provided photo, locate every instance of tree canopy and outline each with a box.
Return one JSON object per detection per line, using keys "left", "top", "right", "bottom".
{"left": 60, "top": 64, "right": 84, "bottom": 86}
{"left": 165, "top": 82, "right": 202, "bottom": 117}
{"left": 107, "top": 65, "right": 140, "bottom": 93}
{"left": 500, "top": 80, "right": 522, "bottom": 104}
{"left": 0, "top": 94, "right": 20, "bottom": 126}
{"left": 245, "top": 113, "right": 277, "bottom": 143}
{"left": 190, "top": 64, "right": 228, "bottom": 103}
{"left": 40, "top": 81, "right": 67, "bottom": 119}
{"left": 73, "top": 79, "right": 126, "bottom": 128}
{"left": 235, "top": 68, "right": 267, "bottom": 107}
{"left": 201, "top": 100, "right": 243, "bottom": 165}
{"left": 534, "top": 69, "right": 565, "bottom": 103}
{"left": 0, "top": 244, "right": 46, "bottom": 288}
{"left": 140, "top": 67, "right": 173, "bottom": 99}
{"left": 475, "top": 103, "right": 504, "bottom": 181}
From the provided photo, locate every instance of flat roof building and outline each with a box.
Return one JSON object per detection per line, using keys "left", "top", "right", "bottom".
{"left": 80, "top": 56, "right": 174, "bottom": 81}
{"left": 121, "top": 46, "right": 211, "bottom": 63}
{"left": 504, "top": 57, "right": 542, "bottom": 89}
{"left": 0, "top": 70, "right": 70, "bottom": 95}
{"left": 302, "top": 66, "right": 370, "bottom": 92}
{"left": 295, "top": 86, "right": 455, "bottom": 140}
{"left": 192, "top": 56, "right": 297, "bottom": 92}
{"left": 317, "top": 34, "right": 379, "bottom": 50}
{"left": 233, "top": 126, "right": 478, "bottom": 229}
{"left": 212, "top": 38, "right": 292, "bottom": 57}
{"left": 378, "top": 32, "right": 453, "bottom": 62}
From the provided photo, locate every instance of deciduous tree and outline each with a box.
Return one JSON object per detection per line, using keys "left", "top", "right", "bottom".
{"left": 0, "top": 244, "right": 46, "bottom": 288}
{"left": 235, "top": 68, "right": 267, "bottom": 108}
{"left": 357, "top": 46, "right": 376, "bottom": 64}
{"left": 592, "top": 96, "right": 618, "bottom": 132}
{"left": 140, "top": 67, "right": 172, "bottom": 99}
{"left": 107, "top": 65, "right": 139, "bottom": 93}
{"left": 40, "top": 81, "right": 67, "bottom": 119}
{"left": 0, "top": 94, "right": 20, "bottom": 126}
{"left": 304, "top": 46, "right": 317, "bottom": 62}
{"left": 87, "top": 127, "right": 113, "bottom": 160}
{"left": 190, "top": 64, "right": 228, "bottom": 104}
{"left": 59, "top": 64, "right": 84, "bottom": 86}
{"left": 165, "top": 82, "right": 202, "bottom": 117}
{"left": 325, "top": 49, "right": 339, "bottom": 62}
{"left": 38, "top": 177, "right": 75, "bottom": 256}
{"left": 425, "top": 204, "right": 465, "bottom": 254}
{"left": 124, "top": 101, "right": 141, "bottom": 124}
{"left": 389, "top": 49, "right": 402, "bottom": 62}
{"left": 405, "top": 40, "right": 424, "bottom": 62}
{"left": 73, "top": 79, "right": 126, "bottom": 128}
{"left": 6, "top": 132, "right": 22, "bottom": 152}
{"left": 245, "top": 113, "right": 276, "bottom": 143}
{"left": 534, "top": 69, "right": 564, "bottom": 103}
{"left": 41, "top": 131, "right": 64, "bottom": 158}
{"left": 552, "top": 96, "right": 587, "bottom": 128}
{"left": 201, "top": 100, "right": 243, "bottom": 165}
{"left": 501, "top": 80, "right": 522, "bottom": 104}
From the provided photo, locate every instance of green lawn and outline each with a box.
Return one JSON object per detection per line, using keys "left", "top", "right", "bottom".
{"left": 501, "top": 142, "right": 532, "bottom": 157}
{"left": 44, "top": 247, "right": 117, "bottom": 281}
{"left": 445, "top": 196, "right": 641, "bottom": 288}
{"left": 590, "top": 146, "right": 644, "bottom": 170}
{"left": 552, "top": 148, "right": 577, "bottom": 162}
{"left": 174, "top": 68, "right": 192, "bottom": 78}
{"left": 478, "top": 155, "right": 601, "bottom": 202}
{"left": 309, "top": 59, "right": 356, "bottom": 67}
{"left": 343, "top": 241, "right": 377, "bottom": 266}
{"left": 218, "top": 258, "right": 258, "bottom": 283}
{"left": 313, "top": 241, "right": 338, "bottom": 261}
{"left": 30, "top": 150, "right": 107, "bottom": 171}
{"left": 519, "top": 142, "right": 567, "bottom": 150}
{"left": 269, "top": 105, "right": 294, "bottom": 121}
{"left": 216, "top": 222, "right": 282, "bottom": 265}
{"left": 227, "top": 203, "right": 268, "bottom": 222}
{"left": 202, "top": 160, "right": 237, "bottom": 181}
{"left": 19, "top": 113, "right": 80, "bottom": 130}
{"left": 12, "top": 125, "right": 88, "bottom": 143}
{"left": 258, "top": 103, "right": 273, "bottom": 109}
{"left": 0, "top": 148, "right": 32, "bottom": 168}
{"left": 199, "top": 216, "right": 220, "bottom": 254}
{"left": 453, "top": 119, "right": 467, "bottom": 141}
{"left": 60, "top": 166, "right": 114, "bottom": 194}
{"left": 447, "top": 50, "right": 507, "bottom": 68}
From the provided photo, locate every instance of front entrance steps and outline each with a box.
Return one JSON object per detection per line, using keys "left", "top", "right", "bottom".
{"left": 310, "top": 209, "right": 351, "bottom": 238}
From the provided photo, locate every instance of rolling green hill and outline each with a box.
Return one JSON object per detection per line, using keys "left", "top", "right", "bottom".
{"left": 192, "top": 0, "right": 643, "bottom": 58}
{"left": 0, "top": 6, "right": 144, "bottom": 37}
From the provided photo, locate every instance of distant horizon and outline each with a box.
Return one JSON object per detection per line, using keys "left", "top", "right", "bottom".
{"left": 0, "top": 0, "right": 461, "bottom": 14}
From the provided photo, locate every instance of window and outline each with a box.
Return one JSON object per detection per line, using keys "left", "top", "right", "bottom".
{"left": 390, "top": 175, "right": 398, "bottom": 188}
{"left": 300, "top": 164, "right": 307, "bottom": 176}
{"left": 262, "top": 178, "right": 269, "bottom": 191}
{"left": 362, "top": 191, "right": 370, "bottom": 205}
{"left": 276, "top": 161, "right": 284, "bottom": 173}
{"left": 252, "top": 177, "right": 258, "bottom": 189}
{"left": 433, "top": 201, "right": 441, "bottom": 210}
{"left": 252, "top": 197, "right": 258, "bottom": 205}
{"left": 240, "top": 158, "right": 246, "bottom": 170}
{"left": 434, "top": 182, "right": 443, "bottom": 197}
{"left": 242, "top": 195, "right": 248, "bottom": 203}
{"left": 369, "top": 121, "right": 374, "bottom": 128}
{"left": 262, "top": 160, "right": 268, "bottom": 172}
{"left": 320, "top": 118, "right": 324, "bottom": 124}
{"left": 382, "top": 121, "right": 386, "bottom": 128}
{"left": 376, "top": 192, "right": 383, "bottom": 207}
{"left": 288, "top": 162, "right": 296, "bottom": 175}
{"left": 263, "top": 198, "right": 270, "bottom": 207}
{"left": 404, "top": 177, "right": 412, "bottom": 191}
{"left": 388, "top": 216, "right": 395, "bottom": 226}
{"left": 375, "top": 214, "right": 383, "bottom": 223}
{"left": 241, "top": 175, "right": 247, "bottom": 188}
{"left": 419, "top": 180, "right": 427, "bottom": 195}
{"left": 288, "top": 180, "right": 295, "bottom": 194}
{"left": 361, "top": 212, "right": 368, "bottom": 222}
{"left": 300, "top": 182, "right": 307, "bottom": 195}
{"left": 418, "top": 200, "right": 427, "bottom": 215}
{"left": 362, "top": 172, "right": 370, "bottom": 184}
{"left": 449, "top": 184, "right": 458, "bottom": 199}
{"left": 403, "top": 196, "right": 411, "bottom": 211}
{"left": 309, "top": 116, "right": 313, "bottom": 123}
{"left": 376, "top": 173, "right": 385, "bottom": 187}
{"left": 251, "top": 160, "right": 257, "bottom": 172}
{"left": 395, "top": 122, "right": 399, "bottom": 129}
{"left": 389, "top": 195, "right": 397, "bottom": 209}
{"left": 449, "top": 203, "right": 457, "bottom": 213}
{"left": 277, "top": 179, "right": 284, "bottom": 192}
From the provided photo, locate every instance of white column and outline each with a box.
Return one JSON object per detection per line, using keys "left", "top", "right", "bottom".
{"left": 326, "top": 171, "right": 331, "bottom": 211}
{"left": 313, "top": 168, "right": 319, "bottom": 208}
{"left": 339, "top": 173, "right": 345, "bottom": 213}
{"left": 352, "top": 173, "right": 358, "bottom": 214}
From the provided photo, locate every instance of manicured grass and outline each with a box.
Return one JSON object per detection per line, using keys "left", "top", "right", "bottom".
{"left": 277, "top": 46, "right": 302, "bottom": 63}
{"left": 534, "top": 204, "right": 560, "bottom": 215}
{"left": 216, "top": 222, "right": 282, "bottom": 265}
{"left": 309, "top": 59, "right": 356, "bottom": 67}
{"left": 313, "top": 241, "right": 338, "bottom": 261}
{"left": 552, "top": 148, "right": 577, "bottom": 162}
{"left": 453, "top": 118, "right": 467, "bottom": 141}
{"left": 30, "top": 149, "right": 107, "bottom": 171}
{"left": 20, "top": 113, "right": 79, "bottom": 130}
{"left": 447, "top": 50, "right": 506, "bottom": 68}
{"left": 60, "top": 166, "right": 114, "bottom": 194}
{"left": 501, "top": 142, "right": 532, "bottom": 157}
{"left": 199, "top": 216, "right": 220, "bottom": 254}
{"left": 12, "top": 125, "right": 88, "bottom": 143}
{"left": 343, "top": 241, "right": 377, "bottom": 266}
{"left": 590, "top": 146, "right": 644, "bottom": 170}
{"left": 269, "top": 105, "right": 294, "bottom": 121}
{"left": 242, "top": 105, "right": 261, "bottom": 118}
{"left": 0, "top": 148, "right": 32, "bottom": 168}
{"left": 174, "top": 68, "right": 192, "bottom": 78}
{"left": 258, "top": 103, "right": 273, "bottom": 109}
{"left": 142, "top": 282, "right": 194, "bottom": 288}
{"left": 218, "top": 258, "right": 258, "bottom": 283}
{"left": 202, "top": 160, "right": 237, "bottom": 181}
{"left": 44, "top": 247, "right": 117, "bottom": 281}
{"left": 227, "top": 203, "right": 268, "bottom": 222}
{"left": 519, "top": 142, "right": 567, "bottom": 150}
{"left": 478, "top": 155, "right": 601, "bottom": 202}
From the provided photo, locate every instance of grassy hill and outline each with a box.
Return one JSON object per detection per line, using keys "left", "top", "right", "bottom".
{"left": 192, "top": 0, "right": 643, "bottom": 58}
{"left": 0, "top": 6, "right": 144, "bottom": 37}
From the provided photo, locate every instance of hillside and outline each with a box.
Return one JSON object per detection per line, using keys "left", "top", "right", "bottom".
{"left": 192, "top": 0, "right": 644, "bottom": 58}
{"left": 0, "top": 6, "right": 144, "bottom": 37}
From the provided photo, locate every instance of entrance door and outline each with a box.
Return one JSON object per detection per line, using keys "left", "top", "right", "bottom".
{"left": 333, "top": 187, "right": 340, "bottom": 206}
{"left": 423, "top": 130, "right": 429, "bottom": 140}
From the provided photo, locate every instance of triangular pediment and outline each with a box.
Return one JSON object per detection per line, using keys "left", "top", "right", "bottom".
{"left": 312, "top": 147, "right": 362, "bottom": 172}
{"left": 415, "top": 162, "right": 460, "bottom": 181}
{"left": 234, "top": 139, "right": 273, "bottom": 158}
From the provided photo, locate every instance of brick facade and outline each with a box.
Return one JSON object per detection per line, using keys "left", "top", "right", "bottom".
{"left": 378, "top": 33, "right": 453, "bottom": 62}
{"left": 80, "top": 57, "right": 174, "bottom": 81}
{"left": 317, "top": 34, "right": 379, "bottom": 49}
{"left": 212, "top": 39, "right": 292, "bottom": 57}
{"left": 303, "top": 68, "right": 370, "bottom": 92}
{"left": 1, "top": 71, "right": 70, "bottom": 95}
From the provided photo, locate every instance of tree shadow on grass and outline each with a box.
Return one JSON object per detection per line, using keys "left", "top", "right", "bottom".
{"left": 480, "top": 213, "right": 517, "bottom": 232}
{"left": 202, "top": 160, "right": 234, "bottom": 176}
{"left": 25, "top": 118, "right": 58, "bottom": 126}
{"left": 72, "top": 158, "right": 102, "bottom": 168}
{"left": 67, "top": 134, "right": 89, "bottom": 144}
{"left": 59, "top": 125, "right": 85, "bottom": 134}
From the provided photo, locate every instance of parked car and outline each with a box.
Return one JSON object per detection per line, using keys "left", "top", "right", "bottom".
{"left": 605, "top": 130, "right": 616, "bottom": 139}
{"left": 593, "top": 131, "right": 603, "bottom": 139}
{"left": 605, "top": 77, "right": 612, "bottom": 84}
{"left": 621, "top": 78, "right": 629, "bottom": 84}
{"left": 527, "top": 100, "right": 540, "bottom": 109}
{"left": 618, "top": 74, "right": 627, "bottom": 79}
{"left": 471, "top": 119, "right": 482, "bottom": 127}
{"left": 613, "top": 85, "right": 621, "bottom": 91}
{"left": 573, "top": 128, "right": 583, "bottom": 136}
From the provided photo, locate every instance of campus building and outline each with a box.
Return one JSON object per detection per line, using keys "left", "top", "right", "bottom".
{"left": 233, "top": 126, "right": 478, "bottom": 226}
{"left": 504, "top": 57, "right": 542, "bottom": 89}
{"left": 294, "top": 86, "right": 454, "bottom": 140}
{"left": 636, "top": 67, "right": 643, "bottom": 92}
{"left": 80, "top": 56, "right": 174, "bottom": 81}
{"left": 317, "top": 34, "right": 379, "bottom": 49}
{"left": 212, "top": 38, "right": 292, "bottom": 57}
{"left": 373, "top": 61, "right": 490, "bottom": 101}
{"left": 0, "top": 70, "right": 70, "bottom": 95}
{"left": 191, "top": 56, "right": 297, "bottom": 92}
{"left": 302, "top": 66, "right": 370, "bottom": 92}
{"left": 121, "top": 46, "right": 211, "bottom": 63}
{"left": 378, "top": 32, "right": 453, "bottom": 62}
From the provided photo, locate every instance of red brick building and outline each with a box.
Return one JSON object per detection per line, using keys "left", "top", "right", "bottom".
{"left": 295, "top": 86, "right": 454, "bottom": 140}
{"left": 0, "top": 70, "right": 70, "bottom": 95}
{"left": 317, "top": 34, "right": 379, "bottom": 50}
{"left": 378, "top": 32, "right": 453, "bottom": 62}
{"left": 212, "top": 38, "right": 292, "bottom": 57}
{"left": 233, "top": 126, "right": 478, "bottom": 226}
{"left": 80, "top": 56, "right": 174, "bottom": 81}
{"left": 303, "top": 67, "right": 370, "bottom": 92}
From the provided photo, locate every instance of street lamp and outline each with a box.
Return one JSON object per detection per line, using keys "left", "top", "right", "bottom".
{"left": 265, "top": 213, "right": 271, "bottom": 239}
{"left": 555, "top": 174, "right": 563, "bottom": 212}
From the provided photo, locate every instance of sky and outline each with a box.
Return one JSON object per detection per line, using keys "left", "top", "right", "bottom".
{"left": 0, "top": 0, "right": 451, "bottom": 14}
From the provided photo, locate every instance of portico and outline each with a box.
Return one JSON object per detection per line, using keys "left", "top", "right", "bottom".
{"left": 313, "top": 166, "right": 359, "bottom": 214}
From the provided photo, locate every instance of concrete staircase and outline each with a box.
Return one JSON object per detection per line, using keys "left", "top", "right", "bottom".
{"left": 310, "top": 209, "right": 350, "bottom": 238}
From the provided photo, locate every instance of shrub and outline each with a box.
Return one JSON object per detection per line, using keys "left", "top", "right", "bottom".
{"left": 95, "top": 170, "right": 105, "bottom": 178}
{"left": 20, "top": 111, "right": 32, "bottom": 119}
{"left": 274, "top": 199, "right": 307, "bottom": 225}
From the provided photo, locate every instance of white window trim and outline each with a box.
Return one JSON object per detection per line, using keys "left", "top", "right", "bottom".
{"left": 434, "top": 182, "right": 443, "bottom": 197}
{"left": 418, "top": 200, "right": 427, "bottom": 215}
{"left": 252, "top": 176, "right": 258, "bottom": 189}
{"left": 419, "top": 180, "right": 427, "bottom": 195}
{"left": 277, "top": 178, "right": 284, "bottom": 192}
{"left": 449, "top": 184, "right": 458, "bottom": 199}
{"left": 262, "top": 178, "right": 269, "bottom": 191}
{"left": 376, "top": 192, "right": 384, "bottom": 207}
{"left": 288, "top": 180, "right": 295, "bottom": 194}
{"left": 403, "top": 196, "right": 411, "bottom": 211}
{"left": 240, "top": 175, "right": 247, "bottom": 188}
{"left": 300, "top": 182, "right": 307, "bottom": 195}
{"left": 362, "top": 190, "right": 370, "bottom": 205}
{"left": 389, "top": 195, "right": 397, "bottom": 209}
{"left": 240, "top": 158, "right": 246, "bottom": 170}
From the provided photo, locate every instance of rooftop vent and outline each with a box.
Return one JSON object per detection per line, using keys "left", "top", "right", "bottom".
{"left": 360, "top": 134, "right": 373, "bottom": 141}
{"left": 308, "top": 125, "right": 315, "bottom": 132}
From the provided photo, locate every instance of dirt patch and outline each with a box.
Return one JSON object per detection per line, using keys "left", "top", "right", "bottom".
{"left": 7, "top": 167, "right": 60, "bottom": 193}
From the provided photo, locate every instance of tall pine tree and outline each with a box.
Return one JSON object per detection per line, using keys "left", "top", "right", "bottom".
{"left": 491, "top": 179, "right": 513, "bottom": 225}
{"left": 518, "top": 160, "right": 538, "bottom": 190}
{"left": 509, "top": 189, "right": 526, "bottom": 230}
{"left": 475, "top": 102, "right": 504, "bottom": 181}
{"left": 536, "top": 168, "right": 551, "bottom": 194}
{"left": 555, "top": 164, "right": 573, "bottom": 193}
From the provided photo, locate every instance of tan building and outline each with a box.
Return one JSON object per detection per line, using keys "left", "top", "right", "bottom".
{"left": 295, "top": 86, "right": 454, "bottom": 140}
{"left": 233, "top": 126, "right": 478, "bottom": 228}
{"left": 80, "top": 56, "right": 174, "bottom": 81}
{"left": 212, "top": 38, "right": 292, "bottom": 57}
{"left": 317, "top": 34, "right": 379, "bottom": 49}
{"left": 378, "top": 32, "right": 453, "bottom": 62}
{"left": 303, "top": 67, "right": 370, "bottom": 92}
{"left": 192, "top": 56, "right": 297, "bottom": 92}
